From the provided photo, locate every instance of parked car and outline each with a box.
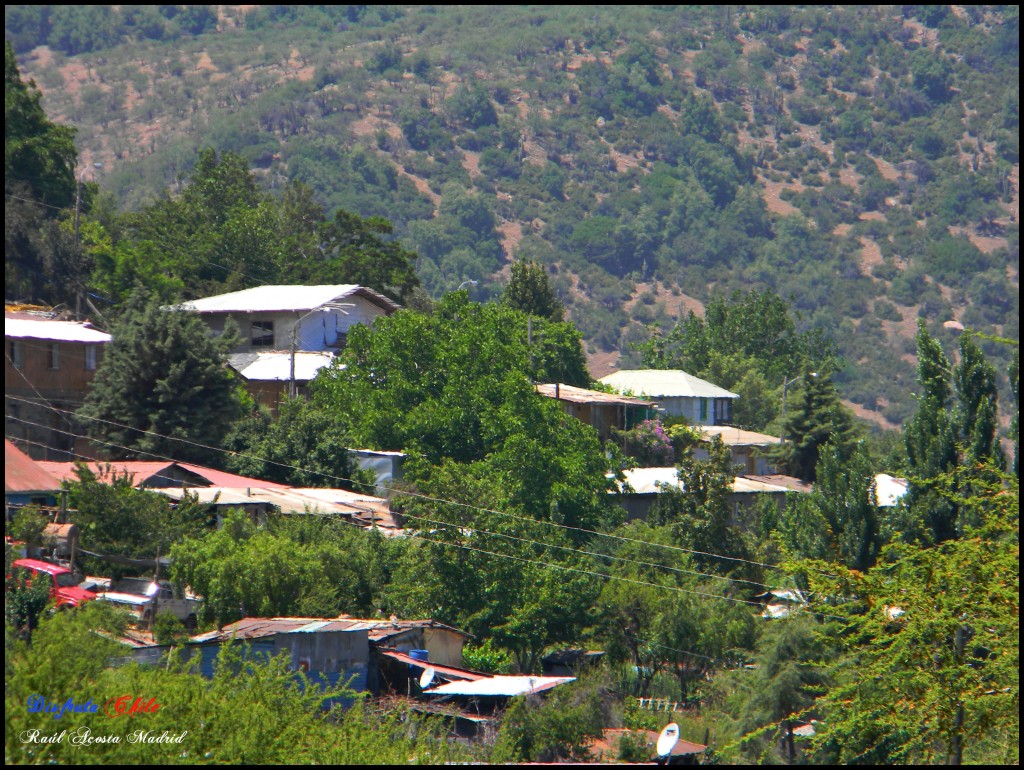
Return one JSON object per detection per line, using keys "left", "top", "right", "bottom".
{"left": 10, "top": 558, "right": 97, "bottom": 608}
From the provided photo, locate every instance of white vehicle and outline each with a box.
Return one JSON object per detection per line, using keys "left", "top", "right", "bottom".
{"left": 98, "top": 578, "right": 202, "bottom": 630}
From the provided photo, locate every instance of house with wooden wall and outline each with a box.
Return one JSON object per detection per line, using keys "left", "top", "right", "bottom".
{"left": 5, "top": 310, "right": 111, "bottom": 460}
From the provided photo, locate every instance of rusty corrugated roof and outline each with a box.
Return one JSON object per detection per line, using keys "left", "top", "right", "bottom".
{"left": 190, "top": 616, "right": 470, "bottom": 645}
{"left": 190, "top": 616, "right": 366, "bottom": 644}
{"left": 5, "top": 440, "right": 62, "bottom": 494}
{"left": 535, "top": 383, "right": 655, "bottom": 407}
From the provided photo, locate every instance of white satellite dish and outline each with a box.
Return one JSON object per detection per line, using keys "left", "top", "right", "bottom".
{"left": 656, "top": 722, "right": 680, "bottom": 759}
{"left": 419, "top": 667, "right": 436, "bottom": 690}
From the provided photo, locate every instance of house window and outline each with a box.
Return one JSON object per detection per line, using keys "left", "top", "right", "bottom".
{"left": 85, "top": 346, "right": 98, "bottom": 371}
{"left": 699, "top": 398, "right": 708, "bottom": 422}
{"left": 49, "top": 343, "right": 61, "bottom": 370}
{"left": 10, "top": 340, "right": 24, "bottom": 368}
{"left": 251, "top": 320, "right": 274, "bottom": 347}
{"left": 715, "top": 398, "right": 732, "bottom": 424}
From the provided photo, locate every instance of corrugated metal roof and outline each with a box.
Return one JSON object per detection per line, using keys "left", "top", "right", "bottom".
{"left": 175, "top": 285, "right": 400, "bottom": 314}
{"left": 190, "top": 616, "right": 366, "bottom": 644}
{"left": 534, "top": 383, "right": 655, "bottom": 407}
{"left": 191, "top": 616, "right": 469, "bottom": 645}
{"left": 36, "top": 461, "right": 291, "bottom": 490}
{"left": 872, "top": 473, "right": 909, "bottom": 507}
{"left": 424, "top": 675, "right": 575, "bottom": 697}
{"left": 378, "top": 650, "right": 487, "bottom": 681}
{"left": 617, "top": 467, "right": 684, "bottom": 495}
{"left": 337, "top": 617, "right": 473, "bottom": 641}
{"left": 599, "top": 369, "right": 738, "bottom": 399}
{"left": 5, "top": 314, "right": 112, "bottom": 343}
{"left": 738, "top": 474, "right": 813, "bottom": 494}
{"left": 227, "top": 351, "right": 337, "bottom": 382}
{"left": 5, "top": 440, "right": 62, "bottom": 493}
{"left": 615, "top": 468, "right": 812, "bottom": 496}
{"left": 700, "top": 426, "right": 781, "bottom": 446}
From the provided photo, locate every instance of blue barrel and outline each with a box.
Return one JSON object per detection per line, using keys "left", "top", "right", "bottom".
{"left": 408, "top": 649, "right": 429, "bottom": 678}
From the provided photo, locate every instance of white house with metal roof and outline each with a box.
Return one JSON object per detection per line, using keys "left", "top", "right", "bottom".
{"left": 174, "top": 284, "right": 400, "bottom": 354}
{"left": 598, "top": 369, "right": 738, "bottom": 425}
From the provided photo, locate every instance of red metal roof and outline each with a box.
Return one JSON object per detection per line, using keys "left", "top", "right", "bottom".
{"left": 378, "top": 649, "right": 487, "bottom": 681}
{"left": 35, "top": 460, "right": 290, "bottom": 490}
{"left": 5, "top": 440, "right": 62, "bottom": 494}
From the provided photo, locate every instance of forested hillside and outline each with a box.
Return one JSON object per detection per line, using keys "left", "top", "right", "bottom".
{"left": 6, "top": 4, "right": 1020, "bottom": 427}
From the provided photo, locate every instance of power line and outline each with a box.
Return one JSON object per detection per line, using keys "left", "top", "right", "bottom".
{"left": 7, "top": 409, "right": 850, "bottom": 620}
{"left": 5, "top": 389, "right": 825, "bottom": 580}
{"left": 5, "top": 410, "right": 773, "bottom": 595}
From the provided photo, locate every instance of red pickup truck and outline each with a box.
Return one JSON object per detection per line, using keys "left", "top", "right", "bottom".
{"left": 11, "top": 558, "right": 97, "bottom": 608}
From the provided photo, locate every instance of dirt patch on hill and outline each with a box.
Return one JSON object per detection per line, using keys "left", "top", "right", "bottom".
{"left": 497, "top": 220, "right": 524, "bottom": 258}
{"left": 845, "top": 399, "right": 902, "bottom": 431}
{"left": 857, "top": 236, "right": 884, "bottom": 273}
{"left": 874, "top": 157, "right": 900, "bottom": 181}
{"left": 586, "top": 349, "right": 621, "bottom": 380}
{"left": 462, "top": 149, "right": 482, "bottom": 180}
{"left": 398, "top": 167, "right": 440, "bottom": 208}
{"left": 761, "top": 178, "right": 802, "bottom": 217}
{"left": 625, "top": 282, "right": 704, "bottom": 320}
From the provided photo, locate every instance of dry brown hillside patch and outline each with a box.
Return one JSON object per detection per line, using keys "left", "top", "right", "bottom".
{"left": 586, "top": 349, "right": 621, "bottom": 380}
{"left": 761, "top": 178, "right": 802, "bottom": 217}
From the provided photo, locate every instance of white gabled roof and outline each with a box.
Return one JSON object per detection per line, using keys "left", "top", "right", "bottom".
{"left": 175, "top": 285, "right": 399, "bottom": 314}
{"left": 5, "top": 316, "right": 112, "bottom": 344}
{"left": 599, "top": 370, "right": 738, "bottom": 400}
{"left": 228, "top": 351, "right": 337, "bottom": 382}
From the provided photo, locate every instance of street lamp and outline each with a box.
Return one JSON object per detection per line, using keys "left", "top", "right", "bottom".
{"left": 288, "top": 301, "right": 352, "bottom": 398}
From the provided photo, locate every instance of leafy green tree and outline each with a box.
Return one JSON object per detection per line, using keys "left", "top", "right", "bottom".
{"left": 953, "top": 331, "right": 1003, "bottom": 468}
{"left": 313, "top": 208, "right": 420, "bottom": 303}
{"left": 76, "top": 294, "right": 245, "bottom": 467}
{"left": 225, "top": 397, "right": 355, "bottom": 488}
{"left": 774, "top": 372, "right": 858, "bottom": 482}
{"left": 904, "top": 323, "right": 1008, "bottom": 543}
{"left": 502, "top": 259, "right": 565, "bottom": 322}
{"left": 491, "top": 678, "right": 609, "bottom": 763}
{"left": 802, "top": 462, "right": 1019, "bottom": 764}
{"left": 799, "top": 441, "right": 884, "bottom": 571}
{"left": 651, "top": 438, "right": 759, "bottom": 579}
{"left": 5, "top": 42, "right": 77, "bottom": 209}
{"left": 4, "top": 552, "right": 53, "bottom": 635}
{"left": 6, "top": 602, "right": 467, "bottom": 764}
{"left": 171, "top": 512, "right": 397, "bottom": 626}
{"left": 5, "top": 42, "right": 83, "bottom": 305}
{"left": 65, "top": 464, "right": 212, "bottom": 577}
{"left": 636, "top": 289, "right": 836, "bottom": 391}
{"left": 728, "top": 616, "right": 828, "bottom": 764}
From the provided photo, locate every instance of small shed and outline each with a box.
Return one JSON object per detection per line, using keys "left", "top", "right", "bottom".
{"left": 188, "top": 616, "right": 371, "bottom": 704}
{"left": 535, "top": 383, "right": 656, "bottom": 440}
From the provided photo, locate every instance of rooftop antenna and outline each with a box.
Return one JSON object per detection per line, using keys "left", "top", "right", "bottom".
{"left": 656, "top": 722, "right": 680, "bottom": 763}
{"left": 419, "top": 667, "right": 436, "bottom": 690}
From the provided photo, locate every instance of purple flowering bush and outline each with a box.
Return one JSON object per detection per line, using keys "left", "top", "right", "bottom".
{"left": 617, "top": 419, "right": 675, "bottom": 466}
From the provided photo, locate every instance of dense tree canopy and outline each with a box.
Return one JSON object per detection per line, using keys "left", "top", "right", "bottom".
{"left": 76, "top": 294, "right": 245, "bottom": 466}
